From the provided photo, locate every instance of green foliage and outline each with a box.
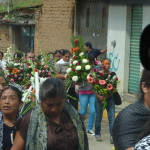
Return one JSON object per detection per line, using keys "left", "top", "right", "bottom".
{"left": 13, "top": 0, "right": 43, "bottom": 9}
{"left": 0, "top": 3, "right": 7, "bottom": 13}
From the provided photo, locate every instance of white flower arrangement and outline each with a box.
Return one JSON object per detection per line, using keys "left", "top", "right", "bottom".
{"left": 85, "top": 65, "right": 91, "bottom": 70}
{"left": 72, "top": 76, "right": 78, "bottom": 82}
{"left": 66, "top": 68, "right": 72, "bottom": 74}
{"left": 79, "top": 52, "right": 84, "bottom": 57}
{"left": 73, "top": 60, "right": 78, "bottom": 65}
{"left": 75, "top": 65, "right": 81, "bottom": 71}
{"left": 82, "top": 59, "right": 88, "bottom": 64}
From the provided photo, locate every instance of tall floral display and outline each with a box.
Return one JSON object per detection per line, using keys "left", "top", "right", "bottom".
{"left": 3, "top": 47, "right": 55, "bottom": 115}
{"left": 66, "top": 36, "right": 91, "bottom": 89}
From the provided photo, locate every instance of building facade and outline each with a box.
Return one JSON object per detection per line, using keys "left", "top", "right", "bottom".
{"left": 0, "top": 0, "right": 150, "bottom": 100}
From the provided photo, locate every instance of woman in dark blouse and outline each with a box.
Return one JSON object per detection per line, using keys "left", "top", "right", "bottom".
{"left": 11, "top": 78, "right": 88, "bottom": 150}
{"left": 0, "top": 86, "right": 22, "bottom": 150}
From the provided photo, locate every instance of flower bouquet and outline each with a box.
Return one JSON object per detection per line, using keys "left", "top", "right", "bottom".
{"left": 66, "top": 36, "right": 92, "bottom": 90}
{"left": 87, "top": 70, "right": 118, "bottom": 110}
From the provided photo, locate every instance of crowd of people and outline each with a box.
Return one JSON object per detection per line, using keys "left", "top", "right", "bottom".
{"left": 0, "top": 32, "right": 149, "bottom": 150}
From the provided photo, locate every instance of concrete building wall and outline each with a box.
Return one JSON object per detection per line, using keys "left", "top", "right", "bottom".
{"left": 107, "top": 5, "right": 131, "bottom": 95}
{"left": 34, "top": 0, "right": 76, "bottom": 54}
{"left": 0, "top": 25, "right": 12, "bottom": 52}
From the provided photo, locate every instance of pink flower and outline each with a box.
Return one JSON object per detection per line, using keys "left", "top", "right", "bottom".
{"left": 10, "top": 78, "right": 14, "bottom": 83}
{"left": 42, "top": 70, "right": 45, "bottom": 73}
{"left": 14, "top": 74, "right": 18, "bottom": 78}
{"left": 27, "top": 73, "right": 31, "bottom": 77}
{"left": 44, "top": 65, "right": 49, "bottom": 69}
{"left": 99, "top": 80, "right": 106, "bottom": 85}
{"left": 18, "top": 77, "right": 22, "bottom": 80}
{"left": 74, "top": 39, "right": 79, "bottom": 45}
{"left": 107, "top": 84, "right": 113, "bottom": 91}
{"left": 88, "top": 77, "right": 94, "bottom": 84}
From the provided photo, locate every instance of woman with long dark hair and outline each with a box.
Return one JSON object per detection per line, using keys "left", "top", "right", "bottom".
{"left": 112, "top": 69, "right": 150, "bottom": 150}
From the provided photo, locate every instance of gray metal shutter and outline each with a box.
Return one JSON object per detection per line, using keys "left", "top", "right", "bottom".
{"left": 128, "top": 5, "right": 143, "bottom": 94}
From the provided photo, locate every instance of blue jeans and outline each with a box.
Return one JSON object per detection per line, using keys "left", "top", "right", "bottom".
{"left": 79, "top": 94, "right": 96, "bottom": 131}
{"left": 95, "top": 96, "right": 115, "bottom": 137}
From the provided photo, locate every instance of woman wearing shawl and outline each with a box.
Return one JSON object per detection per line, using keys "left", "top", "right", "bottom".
{"left": 55, "top": 49, "right": 79, "bottom": 110}
{"left": 0, "top": 86, "right": 22, "bottom": 150}
{"left": 11, "top": 78, "right": 88, "bottom": 150}
{"left": 112, "top": 69, "right": 150, "bottom": 150}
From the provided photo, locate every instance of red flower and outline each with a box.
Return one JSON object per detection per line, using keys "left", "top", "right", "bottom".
{"left": 7, "top": 67, "right": 12, "bottom": 71}
{"left": 107, "top": 84, "right": 113, "bottom": 91}
{"left": 34, "top": 68, "right": 39, "bottom": 72}
{"left": 89, "top": 74, "right": 93, "bottom": 77}
{"left": 116, "top": 77, "right": 118, "bottom": 81}
{"left": 100, "top": 73, "right": 104, "bottom": 76}
{"left": 77, "top": 62, "right": 81, "bottom": 65}
{"left": 73, "top": 56, "right": 77, "bottom": 59}
{"left": 99, "top": 80, "right": 106, "bottom": 85}
{"left": 88, "top": 77, "right": 94, "bottom": 84}
{"left": 26, "top": 84, "right": 31, "bottom": 89}
{"left": 78, "top": 71, "right": 81, "bottom": 74}
{"left": 95, "top": 79, "right": 99, "bottom": 83}
{"left": 36, "top": 62, "right": 40, "bottom": 66}
{"left": 93, "top": 69, "right": 97, "bottom": 72}
{"left": 20, "top": 69, "right": 23, "bottom": 73}
{"left": 72, "top": 68, "right": 75, "bottom": 71}
{"left": 74, "top": 39, "right": 79, "bottom": 45}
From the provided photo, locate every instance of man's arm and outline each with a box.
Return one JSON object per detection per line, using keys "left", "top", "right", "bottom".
{"left": 100, "top": 48, "right": 107, "bottom": 53}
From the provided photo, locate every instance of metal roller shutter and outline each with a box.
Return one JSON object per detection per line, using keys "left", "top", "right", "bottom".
{"left": 128, "top": 5, "right": 143, "bottom": 94}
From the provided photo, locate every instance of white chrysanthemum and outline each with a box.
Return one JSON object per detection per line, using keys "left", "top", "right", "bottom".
{"left": 79, "top": 52, "right": 84, "bottom": 57}
{"left": 66, "top": 68, "right": 72, "bottom": 74}
{"left": 70, "top": 63, "right": 72, "bottom": 67}
{"left": 14, "top": 63, "right": 20, "bottom": 66}
{"left": 73, "top": 60, "right": 78, "bottom": 65}
{"left": 87, "top": 74, "right": 91, "bottom": 79}
{"left": 85, "top": 65, "right": 91, "bottom": 70}
{"left": 72, "top": 76, "right": 78, "bottom": 82}
{"left": 75, "top": 66, "right": 81, "bottom": 71}
{"left": 82, "top": 59, "right": 88, "bottom": 64}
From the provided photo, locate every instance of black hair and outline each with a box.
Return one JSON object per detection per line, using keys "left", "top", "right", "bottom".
{"left": 1, "top": 86, "right": 22, "bottom": 102}
{"left": 53, "top": 50, "right": 62, "bottom": 56}
{"left": 39, "top": 78, "right": 66, "bottom": 101}
{"left": 13, "top": 52, "right": 23, "bottom": 60}
{"left": 0, "top": 51, "right": 4, "bottom": 58}
{"left": 37, "top": 55, "right": 42, "bottom": 61}
{"left": 139, "top": 69, "right": 150, "bottom": 101}
{"left": 62, "top": 49, "right": 71, "bottom": 56}
{"left": 140, "top": 24, "right": 150, "bottom": 70}
{"left": 101, "top": 58, "right": 111, "bottom": 64}
{"left": 85, "top": 42, "right": 92, "bottom": 49}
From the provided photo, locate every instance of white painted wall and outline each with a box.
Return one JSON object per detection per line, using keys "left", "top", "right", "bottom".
{"left": 107, "top": 5, "right": 131, "bottom": 94}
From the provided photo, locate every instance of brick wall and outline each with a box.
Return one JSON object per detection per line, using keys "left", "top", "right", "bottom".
{"left": 0, "top": 25, "right": 12, "bottom": 52}
{"left": 34, "top": 0, "right": 76, "bottom": 55}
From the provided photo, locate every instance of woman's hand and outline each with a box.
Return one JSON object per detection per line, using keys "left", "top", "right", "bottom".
{"left": 96, "top": 94, "right": 105, "bottom": 104}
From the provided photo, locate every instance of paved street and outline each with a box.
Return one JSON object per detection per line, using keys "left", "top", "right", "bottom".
{"left": 85, "top": 101, "right": 131, "bottom": 150}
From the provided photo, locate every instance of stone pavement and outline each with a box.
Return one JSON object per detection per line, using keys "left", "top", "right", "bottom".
{"left": 85, "top": 101, "right": 132, "bottom": 150}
